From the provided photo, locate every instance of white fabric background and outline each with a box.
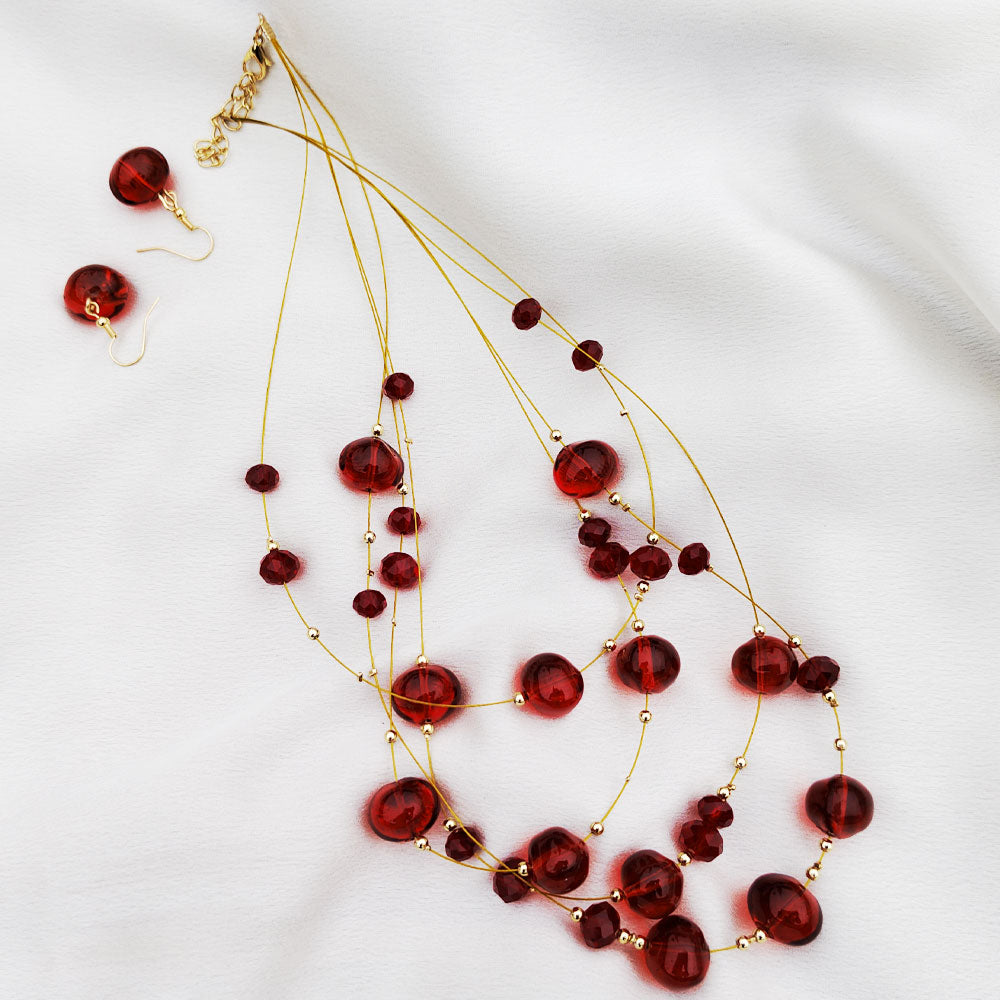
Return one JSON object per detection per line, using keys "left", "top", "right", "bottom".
{"left": 2, "top": 1, "right": 998, "bottom": 997}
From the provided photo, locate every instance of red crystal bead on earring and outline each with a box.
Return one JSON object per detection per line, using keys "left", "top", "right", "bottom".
{"left": 379, "top": 552, "right": 420, "bottom": 589}
{"left": 613, "top": 635, "right": 681, "bottom": 694}
{"left": 804, "top": 775, "right": 874, "bottom": 838}
{"left": 109, "top": 147, "right": 170, "bottom": 205}
{"left": 528, "top": 826, "right": 589, "bottom": 893}
{"left": 677, "top": 542, "right": 711, "bottom": 575}
{"left": 628, "top": 544, "right": 672, "bottom": 580}
{"left": 731, "top": 635, "right": 798, "bottom": 694}
{"left": 645, "top": 915, "right": 711, "bottom": 988}
{"left": 577, "top": 517, "right": 612, "bottom": 547}
{"left": 259, "top": 549, "right": 300, "bottom": 585}
{"left": 519, "top": 653, "right": 584, "bottom": 717}
{"left": 678, "top": 819, "right": 723, "bottom": 861}
{"left": 338, "top": 437, "right": 405, "bottom": 492}
{"left": 511, "top": 297, "right": 542, "bottom": 329}
{"left": 493, "top": 857, "right": 531, "bottom": 903}
{"left": 391, "top": 663, "right": 463, "bottom": 726}
{"left": 445, "top": 826, "right": 483, "bottom": 862}
{"left": 580, "top": 901, "right": 621, "bottom": 948}
{"left": 382, "top": 372, "right": 414, "bottom": 400}
{"left": 367, "top": 776, "right": 439, "bottom": 841}
{"left": 353, "top": 589, "right": 388, "bottom": 618}
{"left": 245, "top": 463, "right": 279, "bottom": 492}
{"left": 552, "top": 441, "right": 620, "bottom": 498}
{"left": 797, "top": 655, "right": 841, "bottom": 693}
{"left": 571, "top": 339, "right": 604, "bottom": 371}
{"left": 747, "top": 873, "right": 823, "bottom": 945}
{"left": 63, "top": 265, "right": 131, "bottom": 321}
{"left": 588, "top": 542, "right": 630, "bottom": 579}
{"left": 620, "top": 849, "right": 683, "bottom": 919}
{"left": 696, "top": 794, "right": 734, "bottom": 829}
{"left": 387, "top": 506, "right": 421, "bottom": 534}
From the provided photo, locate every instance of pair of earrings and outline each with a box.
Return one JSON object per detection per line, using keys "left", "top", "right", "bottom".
{"left": 62, "top": 147, "right": 213, "bottom": 367}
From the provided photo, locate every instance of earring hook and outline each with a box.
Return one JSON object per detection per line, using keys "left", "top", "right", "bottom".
{"left": 84, "top": 296, "right": 160, "bottom": 367}
{"left": 136, "top": 189, "right": 215, "bottom": 262}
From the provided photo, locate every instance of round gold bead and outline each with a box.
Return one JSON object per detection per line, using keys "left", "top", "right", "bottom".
{"left": 823, "top": 690, "right": 839, "bottom": 706}
{"left": 806, "top": 866, "right": 821, "bottom": 881}
{"left": 590, "top": 821, "right": 605, "bottom": 836}
{"left": 608, "top": 492, "right": 622, "bottom": 506}
{"left": 610, "top": 888, "right": 623, "bottom": 903}
{"left": 788, "top": 634, "right": 802, "bottom": 648}
{"left": 266, "top": 538, "right": 279, "bottom": 551}
{"left": 633, "top": 936, "right": 646, "bottom": 951}
{"left": 639, "top": 709, "right": 652, "bottom": 724}
{"left": 754, "top": 928, "right": 767, "bottom": 943}
{"left": 421, "top": 722, "right": 435, "bottom": 737}
{"left": 414, "top": 836, "right": 430, "bottom": 851}
{"left": 549, "top": 429, "right": 563, "bottom": 443}
{"left": 307, "top": 627, "right": 320, "bottom": 640}
{"left": 631, "top": 619, "right": 645, "bottom": 633}
{"left": 372, "top": 423, "right": 383, "bottom": 437}
{"left": 834, "top": 737, "right": 847, "bottom": 751}
{"left": 384, "top": 729, "right": 398, "bottom": 743}
{"left": 717, "top": 785, "right": 733, "bottom": 800}
{"left": 737, "top": 936, "right": 751, "bottom": 950}
{"left": 603, "top": 639, "right": 617, "bottom": 652}
{"left": 734, "top": 755, "right": 747, "bottom": 770}
{"left": 397, "top": 483, "right": 409, "bottom": 495}
{"left": 443, "top": 819, "right": 458, "bottom": 832}
{"left": 571, "top": 906, "right": 584, "bottom": 922}
{"left": 517, "top": 861, "right": 529, "bottom": 877}
{"left": 820, "top": 838, "right": 833, "bottom": 853}
{"left": 579, "top": 509, "right": 592, "bottom": 522}
{"left": 618, "top": 929, "right": 632, "bottom": 945}
{"left": 646, "top": 532, "right": 660, "bottom": 545}
{"left": 363, "top": 530, "right": 376, "bottom": 544}
{"left": 752, "top": 623, "right": 766, "bottom": 637}
{"left": 513, "top": 691, "right": 526, "bottom": 706}
{"left": 416, "top": 654, "right": 429, "bottom": 666}
{"left": 676, "top": 852, "right": 692, "bottom": 867}
{"left": 637, "top": 580, "right": 651, "bottom": 594}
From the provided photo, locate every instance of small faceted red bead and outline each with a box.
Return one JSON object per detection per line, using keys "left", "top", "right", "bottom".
{"left": 677, "top": 542, "right": 711, "bottom": 575}
{"left": 571, "top": 339, "right": 604, "bottom": 371}
{"left": 387, "top": 506, "right": 421, "bottom": 535}
{"left": 382, "top": 372, "right": 415, "bottom": 400}
{"left": 367, "top": 776, "right": 439, "bottom": 841}
{"left": 645, "top": 915, "right": 711, "bottom": 988}
{"left": 678, "top": 819, "right": 723, "bottom": 862}
{"left": 391, "top": 664, "right": 463, "bottom": 726}
{"left": 63, "top": 265, "right": 130, "bottom": 321}
{"left": 445, "top": 826, "right": 482, "bottom": 862}
{"left": 577, "top": 517, "right": 612, "bottom": 548}
{"left": 580, "top": 901, "right": 621, "bottom": 948}
{"left": 353, "top": 589, "right": 388, "bottom": 618}
{"left": 696, "top": 794, "right": 734, "bottom": 829}
{"left": 338, "top": 437, "right": 405, "bottom": 493}
{"left": 797, "top": 655, "right": 841, "bottom": 693}
{"left": 259, "top": 549, "right": 301, "bottom": 585}
{"left": 379, "top": 551, "right": 420, "bottom": 589}
{"left": 552, "top": 440, "right": 621, "bottom": 498}
{"left": 747, "top": 873, "right": 823, "bottom": 945}
{"left": 731, "top": 635, "right": 798, "bottom": 694}
{"left": 620, "top": 849, "right": 683, "bottom": 919}
{"left": 109, "top": 147, "right": 169, "bottom": 204}
{"left": 511, "top": 297, "right": 543, "bottom": 329}
{"left": 528, "top": 826, "right": 590, "bottom": 893}
{"left": 628, "top": 544, "right": 672, "bottom": 580}
{"left": 613, "top": 635, "right": 681, "bottom": 694}
{"left": 588, "top": 542, "right": 630, "bottom": 579}
{"left": 245, "top": 463, "right": 279, "bottom": 492}
{"left": 520, "top": 653, "right": 584, "bottom": 717}
{"left": 804, "top": 774, "right": 874, "bottom": 838}
{"left": 493, "top": 857, "right": 531, "bottom": 903}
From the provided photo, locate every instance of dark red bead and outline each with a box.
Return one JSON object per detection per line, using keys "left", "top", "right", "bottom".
{"left": 387, "top": 506, "right": 421, "bottom": 535}
{"left": 613, "top": 635, "right": 681, "bottom": 694}
{"left": 353, "top": 589, "right": 387, "bottom": 618}
{"left": 382, "top": 372, "right": 414, "bottom": 400}
{"left": 571, "top": 339, "right": 604, "bottom": 371}
{"left": 732, "top": 635, "right": 798, "bottom": 694}
{"left": 747, "top": 873, "right": 823, "bottom": 945}
{"left": 580, "top": 901, "right": 620, "bottom": 948}
{"left": 588, "top": 542, "right": 630, "bottom": 579}
{"left": 258, "top": 549, "right": 300, "bottom": 585}
{"left": 338, "top": 437, "right": 404, "bottom": 493}
{"left": 63, "top": 265, "right": 130, "bottom": 321}
{"left": 520, "top": 653, "right": 584, "bottom": 717}
{"left": 678, "top": 819, "right": 723, "bottom": 862}
{"left": 628, "top": 544, "right": 672, "bottom": 580}
{"left": 577, "top": 517, "right": 612, "bottom": 548}
{"left": 696, "top": 795, "right": 734, "bottom": 829}
{"left": 109, "top": 147, "right": 169, "bottom": 205}
{"left": 245, "top": 463, "right": 279, "bottom": 492}
{"left": 804, "top": 775, "right": 874, "bottom": 838}
{"left": 493, "top": 857, "right": 531, "bottom": 903}
{"left": 620, "top": 849, "right": 683, "bottom": 919}
{"left": 645, "top": 915, "right": 711, "bottom": 988}
{"left": 391, "top": 664, "right": 462, "bottom": 726}
{"left": 445, "top": 826, "right": 482, "bottom": 862}
{"left": 367, "top": 776, "right": 439, "bottom": 841}
{"left": 379, "top": 552, "right": 420, "bottom": 589}
{"left": 677, "top": 542, "right": 711, "bottom": 575}
{"left": 797, "top": 655, "right": 841, "bottom": 693}
{"left": 528, "top": 826, "right": 589, "bottom": 893}
{"left": 511, "top": 297, "right": 543, "bottom": 329}
{"left": 552, "top": 440, "right": 621, "bottom": 498}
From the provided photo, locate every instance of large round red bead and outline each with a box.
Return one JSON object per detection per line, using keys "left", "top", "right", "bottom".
{"left": 387, "top": 506, "right": 421, "bottom": 535}
{"left": 696, "top": 794, "right": 734, "bottom": 829}
{"left": 797, "top": 655, "right": 841, "bottom": 693}
{"left": 578, "top": 517, "right": 612, "bottom": 548}
{"left": 571, "top": 339, "right": 604, "bottom": 371}
{"left": 382, "top": 372, "right": 414, "bottom": 400}
{"left": 678, "top": 820, "right": 723, "bottom": 862}
{"left": 804, "top": 774, "right": 874, "bottom": 838}
{"left": 391, "top": 664, "right": 462, "bottom": 726}
{"left": 520, "top": 653, "right": 584, "bottom": 717}
{"left": 511, "top": 297, "right": 543, "bottom": 329}
{"left": 747, "top": 873, "right": 823, "bottom": 945}
{"left": 620, "top": 849, "right": 683, "bottom": 919}
{"left": 629, "top": 544, "right": 672, "bottom": 580}
{"left": 379, "top": 552, "right": 420, "bottom": 589}
{"left": 731, "top": 635, "right": 798, "bottom": 694}
{"left": 63, "top": 265, "right": 130, "bottom": 321}
{"left": 677, "top": 542, "right": 711, "bottom": 575}
{"left": 259, "top": 549, "right": 300, "bottom": 585}
{"left": 109, "top": 147, "right": 169, "bottom": 204}
{"left": 353, "top": 589, "right": 388, "bottom": 618}
{"left": 338, "top": 437, "right": 404, "bottom": 492}
{"left": 613, "top": 635, "right": 681, "bottom": 694}
{"left": 580, "top": 901, "right": 620, "bottom": 948}
{"left": 552, "top": 441, "right": 620, "bottom": 498}
{"left": 367, "top": 777, "right": 439, "bottom": 841}
{"left": 493, "top": 857, "right": 531, "bottom": 903}
{"left": 645, "top": 915, "right": 711, "bottom": 988}
{"left": 528, "top": 826, "right": 589, "bottom": 893}
{"left": 245, "top": 463, "right": 279, "bottom": 493}
{"left": 588, "top": 542, "right": 630, "bottom": 579}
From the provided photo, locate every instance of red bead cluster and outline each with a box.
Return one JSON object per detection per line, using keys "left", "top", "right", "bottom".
{"left": 678, "top": 794, "right": 734, "bottom": 862}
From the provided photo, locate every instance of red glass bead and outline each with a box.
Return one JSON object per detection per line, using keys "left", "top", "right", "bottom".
{"left": 571, "top": 339, "right": 604, "bottom": 371}
{"left": 391, "top": 663, "right": 462, "bottom": 726}
{"left": 731, "top": 635, "right": 798, "bottom": 694}
{"left": 245, "top": 463, "right": 279, "bottom": 492}
{"left": 353, "top": 589, "right": 388, "bottom": 618}
{"left": 620, "top": 849, "right": 683, "bottom": 919}
{"left": 382, "top": 372, "right": 414, "bottom": 400}
{"left": 520, "top": 653, "right": 584, "bottom": 717}
{"left": 552, "top": 441, "right": 620, "bottom": 498}
{"left": 338, "top": 437, "right": 404, "bottom": 493}
{"left": 580, "top": 901, "right": 621, "bottom": 948}
{"left": 109, "top": 147, "right": 169, "bottom": 205}
{"left": 577, "top": 517, "right": 612, "bottom": 548}
{"left": 387, "top": 506, "right": 421, "bottom": 535}
{"left": 613, "top": 635, "right": 681, "bottom": 694}
{"left": 259, "top": 549, "right": 300, "bottom": 585}
{"left": 696, "top": 794, "right": 734, "bottom": 829}
{"left": 628, "top": 544, "right": 672, "bottom": 580}
{"left": 528, "top": 826, "right": 589, "bottom": 893}
{"left": 63, "top": 265, "right": 130, "bottom": 321}
{"left": 367, "top": 776, "right": 439, "bottom": 841}
{"left": 445, "top": 826, "right": 482, "bottom": 862}
{"left": 747, "top": 873, "right": 823, "bottom": 946}
{"left": 804, "top": 774, "right": 874, "bottom": 838}
{"left": 379, "top": 552, "right": 420, "bottom": 589}
{"left": 588, "top": 542, "right": 630, "bottom": 579}
{"left": 493, "top": 857, "right": 531, "bottom": 903}
{"left": 511, "top": 297, "right": 543, "bottom": 329}
{"left": 645, "top": 915, "right": 711, "bottom": 988}
{"left": 797, "top": 655, "right": 841, "bottom": 693}
{"left": 677, "top": 542, "right": 711, "bottom": 575}
{"left": 678, "top": 819, "right": 723, "bottom": 862}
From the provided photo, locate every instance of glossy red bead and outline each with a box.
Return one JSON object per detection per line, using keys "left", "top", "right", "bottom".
{"left": 645, "top": 915, "right": 711, "bottom": 988}
{"left": 511, "top": 297, "right": 543, "bottom": 329}
{"left": 620, "top": 849, "right": 683, "bottom": 919}
{"left": 520, "top": 653, "right": 584, "bottom": 717}
{"left": 696, "top": 794, "right": 734, "bottom": 829}
{"left": 387, "top": 506, "right": 421, "bottom": 535}
{"left": 391, "top": 664, "right": 462, "bottom": 726}
{"left": 382, "top": 372, "right": 414, "bottom": 400}
{"left": 678, "top": 820, "right": 723, "bottom": 862}
{"left": 552, "top": 441, "right": 621, "bottom": 498}
{"left": 528, "top": 826, "right": 589, "bottom": 893}
{"left": 677, "top": 542, "right": 710, "bottom": 575}
{"left": 613, "top": 635, "right": 681, "bottom": 694}
{"left": 445, "top": 826, "right": 482, "bottom": 862}
{"left": 109, "top": 147, "right": 169, "bottom": 204}
{"left": 797, "top": 655, "right": 841, "bottom": 693}
{"left": 577, "top": 517, "right": 612, "bottom": 548}
{"left": 747, "top": 873, "right": 823, "bottom": 945}
{"left": 571, "top": 339, "right": 604, "bottom": 371}
{"left": 258, "top": 549, "right": 300, "bottom": 585}
{"left": 628, "top": 544, "right": 672, "bottom": 580}
{"left": 63, "top": 265, "right": 130, "bottom": 321}
{"left": 338, "top": 437, "right": 404, "bottom": 493}
{"left": 367, "top": 777, "right": 439, "bottom": 841}
{"left": 580, "top": 901, "right": 621, "bottom": 948}
{"left": 379, "top": 552, "right": 420, "bottom": 589}
{"left": 245, "top": 463, "right": 279, "bottom": 492}
{"left": 493, "top": 857, "right": 531, "bottom": 903}
{"left": 588, "top": 542, "right": 630, "bottom": 579}
{"left": 804, "top": 775, "right": 874, "bottom": 838}
{"left": 353, "top": 589, "right": 388, "bottom": 618}
{"left": 731, "top": 635, "right": 798, "bottom": 694}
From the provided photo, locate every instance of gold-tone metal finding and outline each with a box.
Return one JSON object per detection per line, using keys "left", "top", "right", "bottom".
{"left": 136, "top": 190, "right": 214, "bottom": 261}
{"left": 84, "top": 296, "right": 159, "bottom": 368}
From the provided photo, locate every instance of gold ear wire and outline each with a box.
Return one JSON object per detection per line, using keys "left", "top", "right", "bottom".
{"left": 84, "top": 296, "right": 159, "bottom": 367}
{"left": 136, "top": 189, "right": 215, "bottom": 261}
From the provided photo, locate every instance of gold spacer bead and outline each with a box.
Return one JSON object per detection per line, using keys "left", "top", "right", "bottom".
{"left": 834, "top": 737, "right": 847, "bottom": 751}
{"left": 414, "top": 836, "right": 430, "bottom": 850}
{"left": 734, "top": 755, "right": 747, "bottom": 770}
{"left": 307, "top": 627, "right": 320, "bottom": 640}
{"left": 603, "top": 639, "right": 617, "bottom": 652}
{"left": 706, "top": 564, "right": 714, "bottom": 573}
{"left": 633, "top": 936, "right": 646, "bottom": 951}
{"left": 579, "top": 509, "right": 592, "bottom": 522}
{"left": 608, "top": 492, "right": 622, "bottom": 506}
{"left": 421, "top": 722, "right": 435, "bottom": 737}
{"left": 443, "top": 819, "right": 457, "bottom": 832}
{"left": 517, "top": 861, "right": 529, "bottom": 877}
{"left": 737, "top": 936, "right": 751, "bottom": 950}
{"left": 788, "top": 634, "right": 802, "bottom": 648}
{"left": 416, "top": 654, "right": 429, "bottom": 666}
{"left": 820, "top": 838, "right": 833, "bottom": 853}
{"left": 571, "top": 907, "right": 584, "bottom": 922}
{"left": 372, "top": 423, "right": 383, "bottom": 437}
{"left": 753, "top": 624, "right": 766, "bottom": 637}
{"left": 647, "top": 532, "right": 660, "bottom": 544}
{"left": 823, "top": 690, "right": 839, "bottom": 706}
{"left": 549, "top": 429, "right": 563, "bottom": 442}
{"left": 590, "top": 821, "right": 604, "bottom": 836}
{"left": 266, "top": 538, "right": 279, "bottom": 551}
{"left": 637, "top": 580, "right": 651, "bottom": 593}
{"left": 806, "top": 866, "right": 821, "bottom": 881}
{"left": 631, "top": 619, "right": 645, "bottom": 633}
{"left": 384, "top": 729, "right": 398, "bottom": 743}
{"left": 754, "top": 928, "right": 767, "bottom": 943}
{"left": 618, "top": 929, "right": 632, "bottom": 945}
{"left": 677, "top": 852, "right": 692, "bottom": 866}
{"left": 513, "top": 691, "right": 526, "bottom": 706}
{"left": 639, "top": 709, "right": 652, "bottom": 724}
{"left": 717, "top": 785, "right": 733, "bottom": 800}
{"left": 621, "top": 502, "right": 631, "bottom": 512}
{"left": 368, "top": 666, "right": 378, "bottom": 677}
{"left": 363, "top": 530, "right": 376, "bottom": 544}
{"left": 610, "top": 887, "right": 623, "bottom": 903}
{"left": 619, "top": 408, "right": 629, "bottom": 417}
